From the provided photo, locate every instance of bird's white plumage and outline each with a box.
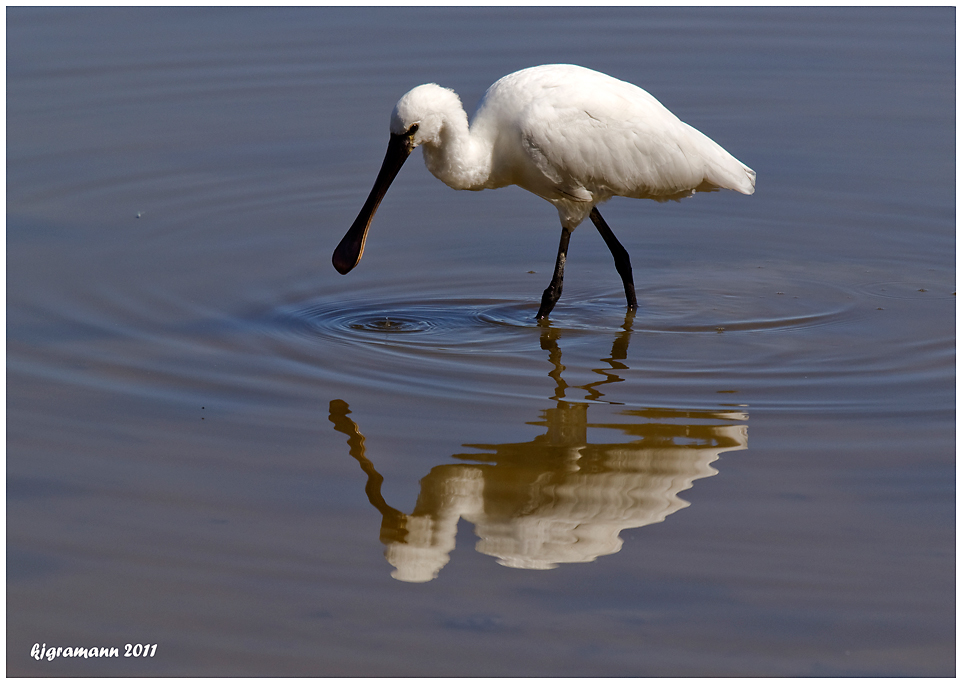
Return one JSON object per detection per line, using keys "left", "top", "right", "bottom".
{"left": 336, "top": 64, "right": 755, "bottom": 319}
{"left": 391, "top": 64, "right": 755, "bottom": 228}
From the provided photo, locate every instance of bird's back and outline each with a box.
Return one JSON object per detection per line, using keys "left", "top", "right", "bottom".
{"left": 472, "top": 65, "right": 754, "bottom": 222}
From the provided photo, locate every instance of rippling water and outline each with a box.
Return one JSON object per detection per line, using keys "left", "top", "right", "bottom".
{"left": 8, "top": 7, "right": 954, "bottom": 676}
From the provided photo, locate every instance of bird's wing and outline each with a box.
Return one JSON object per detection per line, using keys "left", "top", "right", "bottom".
{"left": 517, "top": 74, "right": 749, "bottom": 203}
{"left": 519, "top": 93, "right": 707, "bottom": 202}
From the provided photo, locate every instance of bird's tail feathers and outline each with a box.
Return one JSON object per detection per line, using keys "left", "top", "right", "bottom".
{"left": 705, "top": 155, "right": 755, "bottom": 196}
{"left": 682, "top": 122, "right": 755, "bottom": 196}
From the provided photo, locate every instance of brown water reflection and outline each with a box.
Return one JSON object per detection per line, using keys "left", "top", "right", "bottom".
{"left": 330, "top": 322, "right": 748, "bottom": 582}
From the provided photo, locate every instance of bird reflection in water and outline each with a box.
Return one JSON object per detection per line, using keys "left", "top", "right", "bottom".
{"left": 329, "top": 316, "right": 748, "bottom": 583}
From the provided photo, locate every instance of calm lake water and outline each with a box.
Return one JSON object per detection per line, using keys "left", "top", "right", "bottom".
{"left": 7, "top": 7, "right": 955, "bottom": 677}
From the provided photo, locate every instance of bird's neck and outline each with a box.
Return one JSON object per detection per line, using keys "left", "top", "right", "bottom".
{"left": 420, "top": 115, "right": 493, "bottom": 191}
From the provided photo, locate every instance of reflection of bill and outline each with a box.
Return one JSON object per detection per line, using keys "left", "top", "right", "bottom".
{"left": 329, "top": 400, "right": 747, "bottom": 583}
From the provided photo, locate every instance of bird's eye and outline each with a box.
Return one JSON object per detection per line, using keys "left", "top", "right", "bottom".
{"left": 406, "top": 123, "right": 419, "bottom": 136}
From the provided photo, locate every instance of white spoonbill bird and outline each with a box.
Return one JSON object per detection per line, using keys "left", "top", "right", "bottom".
{"left": 333, "top": 64, "right": 755, "bottom": 320}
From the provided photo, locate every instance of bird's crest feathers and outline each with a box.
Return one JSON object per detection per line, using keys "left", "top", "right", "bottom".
{"left": 391, "top": 84, "right": 466, "bottom": 146}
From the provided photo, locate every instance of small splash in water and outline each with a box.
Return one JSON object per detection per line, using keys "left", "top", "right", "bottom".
{"left": 268, "top": 296, "right": 541, "bottom": 353}
{"left": 350, "top": 316, "right": 429, "bottom": 333}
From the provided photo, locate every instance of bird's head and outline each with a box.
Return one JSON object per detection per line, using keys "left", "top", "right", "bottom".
{"left": 332, "top": 83, "right": 465, "bottom": 275}
{"left": 390, "top": 83, "right": 464, "bottom": 148}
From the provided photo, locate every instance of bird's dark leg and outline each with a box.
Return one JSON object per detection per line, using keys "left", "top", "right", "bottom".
{"left": 590, "top": 207, "right": 638, "bottom": 311}
{"left": 537, "top": 226, "right": 572, "bottom": 320}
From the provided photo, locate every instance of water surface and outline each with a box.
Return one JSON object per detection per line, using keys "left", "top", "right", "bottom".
{"left": 7, "top": 7, "right": 954, "bottom": 676}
